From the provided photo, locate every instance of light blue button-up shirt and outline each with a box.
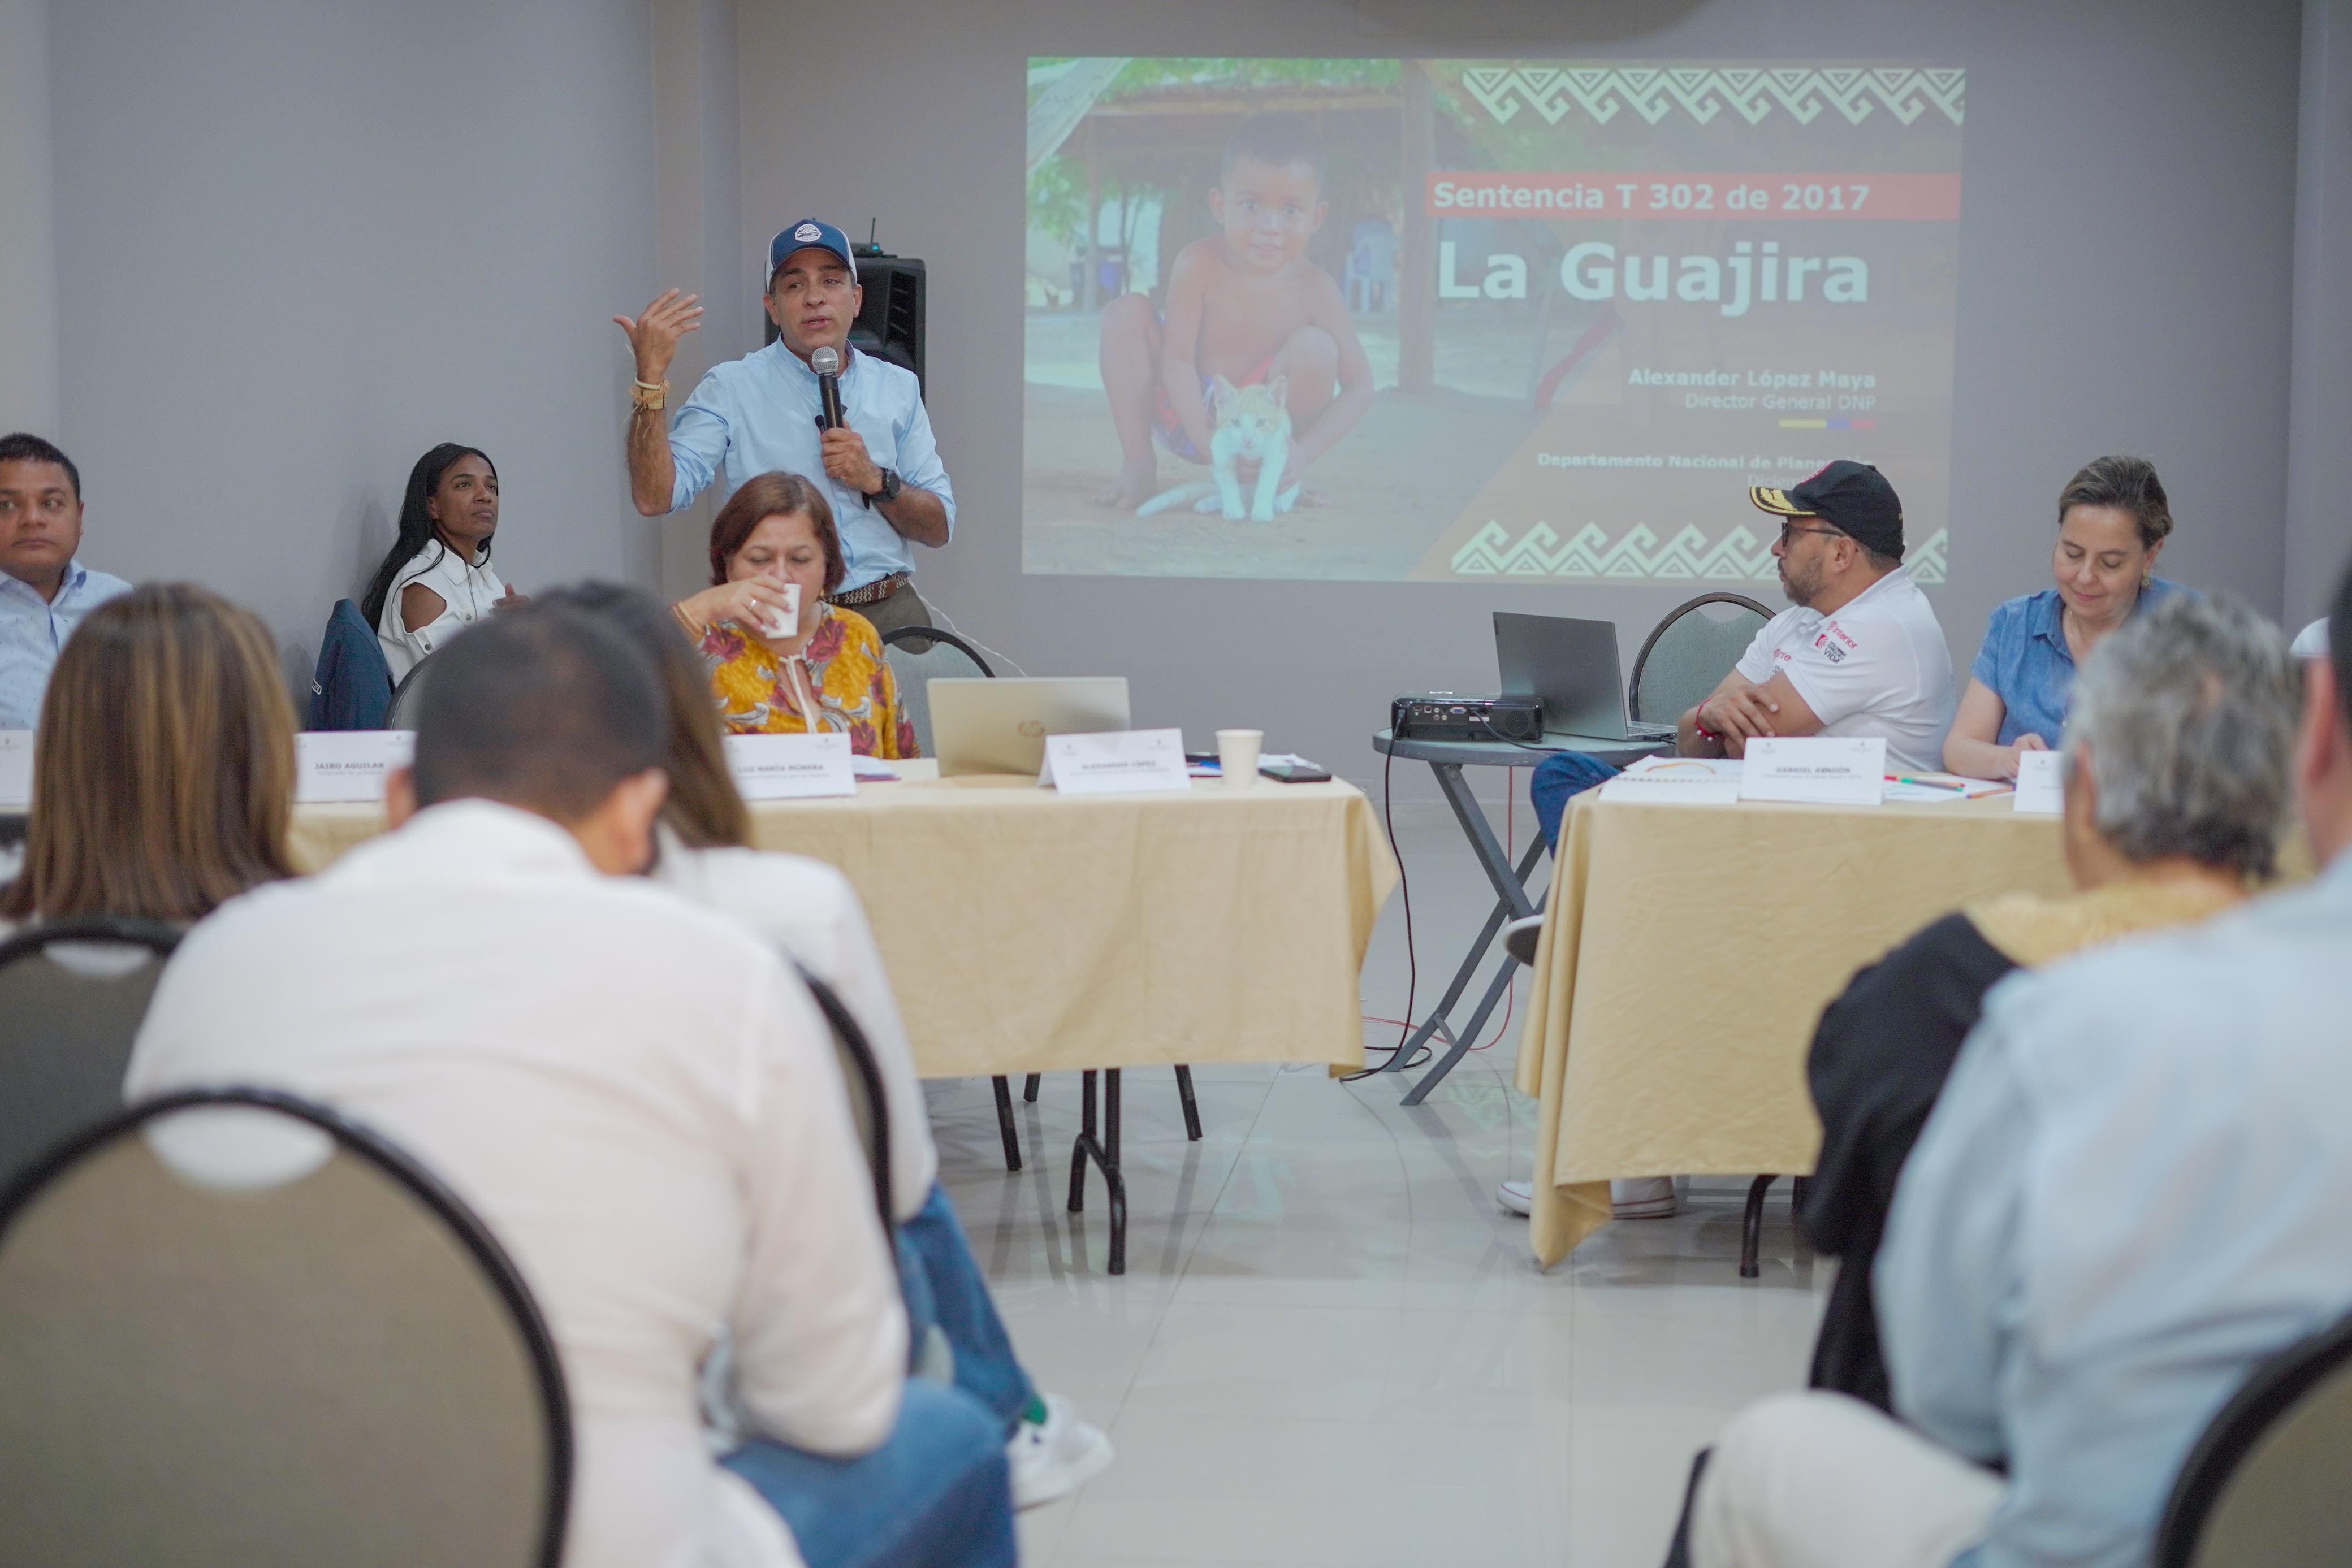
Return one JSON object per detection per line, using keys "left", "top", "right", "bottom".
{"left": 0, "top": 560, "right": 132, "bottom": 730}
{"left": 1967, "top": 578, "right": 2190, "bottom": 746}
{"left": 665, "top": 343, "right": 954, "bottom": 593}
{"left": 1880, "top": 849, "right": 2352, "bottom": 1568}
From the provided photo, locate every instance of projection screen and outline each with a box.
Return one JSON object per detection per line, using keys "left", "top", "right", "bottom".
{"left": 1023, "top": 58, "right": 1965, "bottom": 586}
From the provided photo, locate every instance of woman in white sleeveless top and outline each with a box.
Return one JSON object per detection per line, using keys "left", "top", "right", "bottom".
{"left": 360, "top": 443, "right": 519, "bottom": 680}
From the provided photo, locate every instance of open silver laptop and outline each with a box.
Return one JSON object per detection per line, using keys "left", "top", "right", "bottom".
{"left": 928, "top": 677, "right": 1133, "bottom": 777}
{"left": 1493, "top": 613, "right": 1677, "bottom": 743}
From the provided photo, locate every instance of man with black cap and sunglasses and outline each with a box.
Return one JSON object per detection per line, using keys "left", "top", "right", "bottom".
{"left": 615, "top": 220, "right": 954, "bottom": 636}
{"left": 1499, "top": 461, "right": 1953, "bottom": 1225}
{"left": 1685, "top": 459, "right": 1955, "bottom": 770}
{"left": 1520, "top": 459, "right": 1955, "bottom": 859}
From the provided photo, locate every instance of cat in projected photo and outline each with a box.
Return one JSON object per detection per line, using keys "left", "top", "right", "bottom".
{"left": 1135, "top": 375, "right": 1301, "bottom": 522}
{"left": 1095, "top": 111, "right": 1377, "bottom": 516}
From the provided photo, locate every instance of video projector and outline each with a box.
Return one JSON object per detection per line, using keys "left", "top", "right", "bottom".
{"left": 1390, "top": 692, "right": 1544, "bottom": 744}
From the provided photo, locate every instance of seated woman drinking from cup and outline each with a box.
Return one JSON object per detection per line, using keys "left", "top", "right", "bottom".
{"left": 1943, "top": 454, "right": 2189, "bottom": 779}
{"left": 672, "top": 472, "right": 917, "bottom": 759}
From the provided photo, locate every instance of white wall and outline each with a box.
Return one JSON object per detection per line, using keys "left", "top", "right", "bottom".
{"left": 46, "top": 0, "right": 659, "bottom": 678}
{"left": 2292, "top": 0, "right": 2352, "bottom": 628}
{"left": 0, "top": 0, "right": 60, "bottom": 437}
{"left": 26, "top": 1, "right": 2336, "bottom": 768}
{"left": 733, "top": 0, "right": 2306, "bottom": 791}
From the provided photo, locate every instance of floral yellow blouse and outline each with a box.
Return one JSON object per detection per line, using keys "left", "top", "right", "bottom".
{"left": 698, "top": 606, "right": 919, "bottom": 759}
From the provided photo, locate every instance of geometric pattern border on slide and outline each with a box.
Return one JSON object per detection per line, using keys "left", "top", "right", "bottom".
{"left": 1456, "top": 66, "right": 1966, "bottom": 129}
{"left": 1447, "top": 521, "right": 1950, "bottom": 585}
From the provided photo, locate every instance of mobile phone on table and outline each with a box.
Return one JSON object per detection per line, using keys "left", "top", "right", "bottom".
{"left": 1259, "top": 761, "right": 1332, "bottom": 784}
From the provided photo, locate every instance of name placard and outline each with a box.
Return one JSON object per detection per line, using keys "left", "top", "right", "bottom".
{"left": 296, "top": 730, "right": 414, "bottom": 803}
{"left": 0, "top": 730, "right": 32, "bottom": 808}
{"left": 1739, "top": 736, "right": 1887, "bottom": 805}
{"left": 725, "top": 732, "right": 857, "bottom": 800}
{"left": 1042, "top": 727, "right": 1191, "bottom": 796}
{"left": 2013, "top": 749, "right": 2064, "bottom": 815}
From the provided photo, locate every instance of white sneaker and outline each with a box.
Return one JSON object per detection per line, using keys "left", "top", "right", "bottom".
{"left": 1501, "top": 913, "right": 1544, "bottom": 967}
{"left": 1007, "top": 1392, "right": 1113, "bottom": 1509}
{"left": 1611, "top": 1175, "right": 1679, "bottom": 1219}
{"left": 1496, "top": 1179, "right": 1533, "bottom": 1216}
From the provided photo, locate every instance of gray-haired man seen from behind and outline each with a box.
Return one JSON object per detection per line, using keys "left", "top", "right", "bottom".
{"left": 127, "top": 600, "right": 1015, "bottom": 1568}
{"left": 1690, "top": 582, "right": 2352, "bottom": 1568}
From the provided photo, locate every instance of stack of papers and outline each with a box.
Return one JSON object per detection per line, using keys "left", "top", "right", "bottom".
{"left": 853, "top": 759, "right": 900, "bottom": 782}
{"left": 1598, "top": 755, "right": 1744, "bottom": 805}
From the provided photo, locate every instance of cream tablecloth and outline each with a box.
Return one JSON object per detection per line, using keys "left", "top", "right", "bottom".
{"left": 1512, "top": 791, "right": 2074, "bottom": 1267}
{"left": 292, "top": 764, "right": 1398, "bottom": 1079}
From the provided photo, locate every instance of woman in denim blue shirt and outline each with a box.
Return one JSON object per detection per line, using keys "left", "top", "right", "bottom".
{"left": 1944, "top": 455, "right": 2186, "bottom": 779}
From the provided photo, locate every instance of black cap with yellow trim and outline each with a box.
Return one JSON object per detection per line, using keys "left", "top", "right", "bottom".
{"left": 1750, "top": 459, "right": 1905, "bottom": 561}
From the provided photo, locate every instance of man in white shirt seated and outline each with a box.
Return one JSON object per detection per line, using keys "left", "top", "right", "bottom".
{"left": 126, "top": 603, "right": 1015, "bottom": 1568}
{"left": 1688, "top": 579, "right": 2352, "bottom": 1568}
{"left": 1504, "top": 461, "right": 1956, "bottom": 1223}
{"left": 1683, "top": 460, "right": 1955, "bottom": 768}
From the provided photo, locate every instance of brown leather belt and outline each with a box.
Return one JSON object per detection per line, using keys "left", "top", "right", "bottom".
{"left": 825, "top": 573, "right": 909, "bottom": 609}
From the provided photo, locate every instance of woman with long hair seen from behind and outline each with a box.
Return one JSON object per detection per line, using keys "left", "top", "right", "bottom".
{"left": 546, "top": 581, "right": 1115, "bottom": 1511}
{"left": 360, "top": 443, "right": 522, "bottom": 681}
{"left": 1, "top": 583, "right": 297, "bottom": 928}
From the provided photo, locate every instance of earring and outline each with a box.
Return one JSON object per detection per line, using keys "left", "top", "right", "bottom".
{"left": 2140, "top": 572, "right": 2152, "bottom": 591}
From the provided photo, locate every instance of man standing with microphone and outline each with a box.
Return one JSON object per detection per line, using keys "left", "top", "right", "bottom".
{"left": 616, "top": 220, "right": 954, "bottom": 635}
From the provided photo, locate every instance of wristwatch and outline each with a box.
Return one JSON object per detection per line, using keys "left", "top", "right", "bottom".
{"left": 864, "top": 467, "right": 903, "bottom": 506}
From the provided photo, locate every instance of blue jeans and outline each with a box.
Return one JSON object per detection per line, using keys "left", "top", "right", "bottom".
{"left": 898, "top": 1182, "right": 1040, "bottom": 1435}
{"left": 1530, "top": 751, "right": 1621, "bottom": 847}
{"left": 723, "top": 1380, "right": 1017, "bottom": 1568}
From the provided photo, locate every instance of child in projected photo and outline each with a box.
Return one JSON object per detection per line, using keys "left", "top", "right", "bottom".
{"left": 1095, "top": 112, "right": 1376, "bottom": 519}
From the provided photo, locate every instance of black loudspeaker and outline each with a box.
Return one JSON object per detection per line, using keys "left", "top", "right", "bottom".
{"left": 763, "top": 254, "right": 927, "bottom": 399}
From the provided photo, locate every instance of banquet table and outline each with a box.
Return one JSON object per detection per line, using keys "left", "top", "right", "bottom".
{"left": 292, "top": 763, "right": 1398, "bottom": 1081}
{"left": 1514, "top": 790, "right": 2075, "bottom": 1268}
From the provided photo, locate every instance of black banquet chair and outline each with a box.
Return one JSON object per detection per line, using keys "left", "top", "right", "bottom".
{"left": 2153, "top": 1306, "right": 2352, "bottom": 1567}
{"left": 386, "top": 649, "right": 437, "bottom": 731}
{"left": 1628, "top": 591, "right": 1772, "bottom": 727}
{"left": 0, "top": 1087, "right": 570, "bottom": 1568}
{"left": 0, "top": 916, "right": 183, "bottom": 1197}
{"left": 878, "top": 623, "right": 1204, "bottom": 1176}
{"left": 880, "top": 622, "right": 996, "bottom": 758}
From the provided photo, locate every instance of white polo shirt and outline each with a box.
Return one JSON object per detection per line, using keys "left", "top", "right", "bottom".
{"left": 1734, "top": 564, "right": 1956, "bottom": 773}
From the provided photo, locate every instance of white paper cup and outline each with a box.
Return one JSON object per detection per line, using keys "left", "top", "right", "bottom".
{"left": 1216, "top": 728, "right": 1263, "bottom": 787}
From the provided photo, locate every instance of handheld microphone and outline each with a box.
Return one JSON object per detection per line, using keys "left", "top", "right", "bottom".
{"left": 810, "top": 345, "right": 846, "bottom": 431}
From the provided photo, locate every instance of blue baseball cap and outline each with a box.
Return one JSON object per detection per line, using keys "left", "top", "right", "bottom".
{"left": 768, "top": 220, "right": 858, "bottom": 285}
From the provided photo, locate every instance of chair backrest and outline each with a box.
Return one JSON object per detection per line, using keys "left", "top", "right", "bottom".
{"left": 880, "top": 625, "right": 994, "bottom": 757}
{"left": 2154, "top": 1307, "right": 2352, "bottom": 1568}
{"left": 386, "top": 649, "right": 436, "bottom": 731}
{"left": 0, "top": 917, "right": 183, "bottom": 1197}
{"left": 0, "top": 1088, "right": 569, "bottom": 1568}
{"left": 790, "top": 964, "right": 896, "bottom": 1232}
{"left": 309, "top": 598, "right": 395, "bottom": 731}
{"left": 1628, "top": 593, "right": 1772, "bottom": 724}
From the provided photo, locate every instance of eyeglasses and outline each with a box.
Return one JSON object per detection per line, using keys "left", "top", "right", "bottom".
{"left": 1777, "top": 521, "right": 1845, "bottom": 547}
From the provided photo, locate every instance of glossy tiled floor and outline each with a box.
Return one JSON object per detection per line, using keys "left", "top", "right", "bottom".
{"left": 926, "top": 798, "right": 1833, "bottom": 1568}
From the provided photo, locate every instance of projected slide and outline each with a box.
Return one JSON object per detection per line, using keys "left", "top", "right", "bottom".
{"left": 1023, "top": 58, "right": 1965, "bottom": 584}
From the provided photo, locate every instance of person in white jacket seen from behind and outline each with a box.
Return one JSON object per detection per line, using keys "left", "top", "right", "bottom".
{"left": 127, "top": 600, "right": 1015, "bottom": 1568}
